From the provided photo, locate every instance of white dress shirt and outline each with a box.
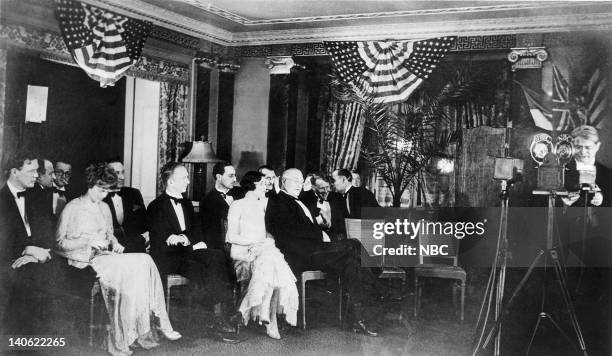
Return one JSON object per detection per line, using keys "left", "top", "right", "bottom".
{"left": 166, "top": 191, "right": 186, "bottom": 231}
{"left": 110, "top": 193, "right": 124, "bottom": 225}
{"left": 7, "top": 181, "right": 31, "bottom": 237}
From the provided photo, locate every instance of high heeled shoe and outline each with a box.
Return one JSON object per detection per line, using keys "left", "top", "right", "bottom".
{"left": 228, "top": 311, "right": 243, "bottom": 335}
{"left": 160, "top": 329, "right": 182, "bottom": 341}
{"left": 352, "top": 320, "right": 379, "bottom": 337}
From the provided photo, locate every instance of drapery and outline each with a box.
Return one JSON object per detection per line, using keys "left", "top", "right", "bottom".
{"left": 157, "top": 82, "right": 189, "bottom": 193}
{"left": 55, "top": 0, "right": 151, "bottom": 87}
{"left": 322, "top": 98, "right": 365, "bottom": 177}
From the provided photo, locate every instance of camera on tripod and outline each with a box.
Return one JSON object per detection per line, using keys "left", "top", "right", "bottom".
{"left": 530, "top": 133, "right": 574, "bottom": 191}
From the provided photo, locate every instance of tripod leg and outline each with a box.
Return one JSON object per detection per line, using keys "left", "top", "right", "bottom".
{"left": 550, "top": 250, "right": 588, "bottom": 355}
{"left": 526, "top": 313, "right": 545, "bottom": 356}
{"left": 481, "top": 250, "right": 545, "bottom": 350}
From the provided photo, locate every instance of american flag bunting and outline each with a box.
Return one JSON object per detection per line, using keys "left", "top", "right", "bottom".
{"left": 324, "top": 37, "right": 456, "bottom": 103}
{"left": 55, "top": 0, "right": 151, "bottom": 87}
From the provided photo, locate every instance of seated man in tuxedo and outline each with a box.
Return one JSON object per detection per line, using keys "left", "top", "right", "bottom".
{"left": 266, "top": 168, "right": 381, "bottom": 336}
{"left": 331, "top": 168, "right": 379, "bottom": 219}
{"left": 300, "top": 174, "right": 346, "bottom": 240}
{"left": 0, "top": 154, "right": 57, "bottom": 334}
{"left": 258, "top": 165, "right": 280, "bottom": 198}
{"left": 200, "top": 161, "right": 237, "bottom": 251}
{"left": 27, "top": 159, "right": 55, "bottom": 221}
{"left": 148, "top": 162, "right": 239, "bottom": 342}
{"left": 103, "top": 159, "right": 148, "bottom": 253}
{"left": 51, "top": 160, "right": 74, "bottom": 218}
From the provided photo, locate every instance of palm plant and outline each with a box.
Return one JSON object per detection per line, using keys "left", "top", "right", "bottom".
{"left": 330, "top": 71, "right": 473, "bottom": 207}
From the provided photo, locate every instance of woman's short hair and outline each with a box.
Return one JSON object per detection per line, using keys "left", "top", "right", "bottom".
{"left": 241, "top": 171, "right": 264, "bottom": 191}
{"left": 160, "top": 161, "right": 184, "bottom": 187}
{"left": 571, "top": 125, "right": 599, "bottom": 143}
{"left": 85, "top": 162, "right": 117, "bottom": 189}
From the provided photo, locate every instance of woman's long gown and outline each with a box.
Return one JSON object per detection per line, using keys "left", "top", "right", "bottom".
{"left": 56, "top": 196, "right": 174, "bottom": 356}
{"left": 226, "top": 194, "right": 299, "bottom": 327}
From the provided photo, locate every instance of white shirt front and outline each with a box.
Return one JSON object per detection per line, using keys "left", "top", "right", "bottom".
{"left": 110, "top": 193, "right": 124, "bottom": 225}
{"left": 7, "top": 181, "right": 31, "bottom": 237}
{"left": 52, "top": 185, "right": 67, "bottom": 215}
{"left": 166, "top": 191, "right": 186, "bottom": 231}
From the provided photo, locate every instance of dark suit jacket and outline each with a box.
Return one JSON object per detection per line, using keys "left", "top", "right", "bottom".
{"left": 342, "top": 186, "right": 380, "bottom": 219}
{"left": 147, "top": 193, "right": 203, "bottom": 274}
{"left": 0, "top": 184, "right": 54, "bottom": 266}
{"left": 199, "top": 189, "right": 231, "bottom": 250}
{"left": 265, "top": 190, "right": 324, "bottom": 272}
{"left": 565, "top": 160, "right": 612, "bottom": 207}
{"left": 301, "top": 190, "right": 346, "bottom": 240}
{"left": 1, "top": 184, "right": 59, "bottom": 334}
{"left": 103, "top": 187, "right": 147, "bottom": 252}
{"left": 27, "top": 184, "right": 54, "bottom": 222}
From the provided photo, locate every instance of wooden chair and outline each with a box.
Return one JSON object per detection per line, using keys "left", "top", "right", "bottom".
{"left": 301, "top": 271, "right": 343, "bottom": 329}
{"left": 88, "top": 280, "right": 104, "bottom": 347}
{"left": 345, "top": 218, "right": 407, "bottom": 283}
{"left": 166, "top": 274, "right": 191, "bottom": 318}
{"left": 414, "top": 232, "right": 466, "bottom": 321}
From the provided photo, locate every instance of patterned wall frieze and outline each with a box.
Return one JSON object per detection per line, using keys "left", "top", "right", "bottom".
{"left": 236, "top": 35, "right": 517, "bottom": 58}
{"left": 129, "top": 56, "right": 189, "bottom": 84}
{"left": 1, "top": 24, "right": 69, "bottom": 54}
{"left": 149, "top": 25, "right": 200, "bottom": 50}
{"left": 450, "top": 35, "right": 516, "bottom": 51}
{"left": 1, "top": 24, "right": 189, "bottom": 84}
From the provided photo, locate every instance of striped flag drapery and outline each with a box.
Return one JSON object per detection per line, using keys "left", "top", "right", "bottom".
{"left": 579, "top": 68, "right": 607, "bottom": 128}
{"left": 55, "top": 0, "right": 151, "bottom": 87}
{"left": 516, "top": 81, "right": 554, "bottom": 131}
{"left": 552, "top": 65, "right": 574, "bottom": 131}
{"left": 324, "top": 37, "right": 456, "bottom": 103}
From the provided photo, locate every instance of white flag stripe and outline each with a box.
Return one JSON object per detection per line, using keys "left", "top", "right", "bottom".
{"left": 530, "top": 109, "right": 554, "bottom": 131}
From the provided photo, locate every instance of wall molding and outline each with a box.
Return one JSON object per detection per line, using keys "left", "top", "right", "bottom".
{"left": 0, "top": 24, "right": 189, "bottom": 84}
{"left": 229, "top": 13, "right": 612, "bottom": 46}
{"left": 237, "top": 35, "right": 517, "bottom": 58}
{"left": 182, "top": 2, "right": 587, "bottom": 26}
{"left": 77, "top": 1, "right": 612, "bottom": 47}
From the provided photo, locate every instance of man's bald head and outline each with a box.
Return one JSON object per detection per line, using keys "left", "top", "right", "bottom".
{"left": 281, "top": 168, "right": 304, "bottom": 198}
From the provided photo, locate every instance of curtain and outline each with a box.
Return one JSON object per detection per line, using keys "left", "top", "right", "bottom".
{"left": 157, "top": 82, "right": 189, "bottom": 193}
{"left": 322, "top": 99, "right": 365, "bottom": 177}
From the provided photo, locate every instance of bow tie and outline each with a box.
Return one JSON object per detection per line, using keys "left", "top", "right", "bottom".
{"left": 168, "top": 195, "right": 184, "bottom": 204}
{"left": 219, "top": 192, "right": 227, "bottom": 199}
{"left": 318, "top": 197, "right": 327, "bottom": 204}
{"left": 16, "top": 191, "right": 26, "bottom": 199}
{"left": 53, "top": 188, "right": 66, "bottom": 196}
{"left": 107, "top": 191, "right": 121, "bottom": 198}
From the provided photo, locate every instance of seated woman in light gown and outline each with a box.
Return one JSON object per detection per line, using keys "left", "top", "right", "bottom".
{"left": 226, "top": 171, "right": 299, "bottom": 339}
{"left": 56, "top": 162, "right": 181, "bottom": 356}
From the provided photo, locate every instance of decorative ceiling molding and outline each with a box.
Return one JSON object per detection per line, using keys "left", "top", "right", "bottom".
{"left": 229, "top": 13, "right": 612, "bottom": 46}
{"left": 183, "top": 1, "right": 585, "bottom": 26}
{"left": 78, "top": 0, "right": 612, "bottom": 47}
{"left": 81, "top": 0, "right": 234, "bottom": 45}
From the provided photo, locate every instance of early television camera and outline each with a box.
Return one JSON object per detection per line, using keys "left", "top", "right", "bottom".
{"left": 529, "top": 133, "right": 574, "bottom": 191}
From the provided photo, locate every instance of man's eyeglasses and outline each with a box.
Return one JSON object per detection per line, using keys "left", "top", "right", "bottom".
{"left": 54, "top": 170, "right": 72, "bottom": 177}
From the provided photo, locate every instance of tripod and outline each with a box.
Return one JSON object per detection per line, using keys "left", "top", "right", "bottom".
{"left": 477, "top": 190, "right": 587, "bottom": 355}
{"left": 472, "top": 180, "right": 510, "bottom": 356}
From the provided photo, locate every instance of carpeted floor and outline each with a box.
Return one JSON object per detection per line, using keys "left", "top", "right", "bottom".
{"left": 26, "top": 269, "right": 612, "bottom": 356}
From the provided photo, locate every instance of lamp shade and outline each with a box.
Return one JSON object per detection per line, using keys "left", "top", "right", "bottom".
{"left": 182, "top": 140, "right": 222, "bottom": 163}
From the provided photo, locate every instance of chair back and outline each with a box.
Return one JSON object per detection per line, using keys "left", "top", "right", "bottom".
{"left": 417, "top": 231, "right": 460, "bottom": 266}
{"left": 345, "top": 218, "right": 382, "bottom": 257}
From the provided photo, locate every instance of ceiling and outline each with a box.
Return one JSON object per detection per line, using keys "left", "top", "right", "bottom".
{"left": 84, "top": 0, "right": 612, "bottom": 46}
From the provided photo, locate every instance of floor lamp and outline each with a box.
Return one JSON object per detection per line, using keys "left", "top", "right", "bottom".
{"left": 182, "top": 138, "right": 222, "bottom": 199}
